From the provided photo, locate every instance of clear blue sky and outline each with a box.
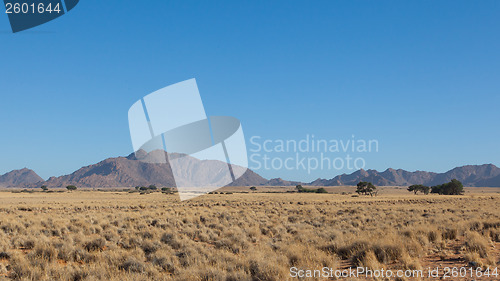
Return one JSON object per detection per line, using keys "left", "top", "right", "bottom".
{"left": 1, "top": 0, "right": 499, "bottom": 182}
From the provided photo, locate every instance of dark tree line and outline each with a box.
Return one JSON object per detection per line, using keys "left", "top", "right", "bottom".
{"left": 430, "top": 179, "right": 464, "bottom": 195}
{"left": 407, "top": 179, "right": 464, "bottom": 195}
{"left": 295, "top": 185, "right": 328, "bottom": 193}
{"left": 135, "top": 185, "right": 158, "bottom": 191}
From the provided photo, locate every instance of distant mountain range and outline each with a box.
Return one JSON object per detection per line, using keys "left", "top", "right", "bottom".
{"left": 308, "top": 164, "right": 500, "bottom": 187}
{"left": 1, "top": 151, "right": 500, "bottom": 188}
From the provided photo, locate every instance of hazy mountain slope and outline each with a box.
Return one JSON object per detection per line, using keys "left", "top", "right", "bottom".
{"left": 0, "top": 168, "right": 43, "bottom": 187}
{"left": 428, "top": 164, "right": 500, "bottom": 186}
{"left": 41, "top": 156, "right": 176, "bottom": 187}
{"left": 36, "top": 150, "right": 268, "bottom": 188}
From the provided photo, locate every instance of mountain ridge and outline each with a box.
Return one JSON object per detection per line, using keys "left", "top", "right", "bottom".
{"left": 2, "top": 153, "right": 500, "bottom": 187}
{"left": 0, "top": 168, "right": 44, "bottom": 187}
{"left": 307, "top": 164, "right": 500, "bottom": 187}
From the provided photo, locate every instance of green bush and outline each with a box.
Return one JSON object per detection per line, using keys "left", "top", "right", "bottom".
{"left": 296, "top": 185, "right": 328, "bottom": 194}
{"left": 315, "top": 188, "right": 328, "bottom": 194}
{"left": 431, "top": 179, "right": 464, "bottom": 195}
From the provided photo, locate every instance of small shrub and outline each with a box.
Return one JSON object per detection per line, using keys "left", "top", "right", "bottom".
{"left": 465, "top": 232, "right": 489, "bottom": 258}
{"left": 0, "top": 252, "right": 10, "bottom": 260}
{"left": 29, "top": 243, "right": 57, "bottom": 262}
{"left": 161, "top": 233, "right": 182, "bottom": 249}
{"left": 119, "top": 257, "right": 146, "bottom": 273}
{"left": 141, "top": 241, "right": 161, "bottom": 256}
{"left": 84, "top": 238, "right": 106, "bottom": 252}
{"left": 441, "top": 228, "right": 458, "bottom": 240}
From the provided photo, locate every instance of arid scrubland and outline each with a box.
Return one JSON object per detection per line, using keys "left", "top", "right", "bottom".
{"left": 0, "top": 190, "right": 499, "bottom": 280}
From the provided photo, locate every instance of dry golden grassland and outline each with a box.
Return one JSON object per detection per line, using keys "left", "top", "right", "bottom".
{"left": 0, "top": 188, "right": 499, "bottom": 280}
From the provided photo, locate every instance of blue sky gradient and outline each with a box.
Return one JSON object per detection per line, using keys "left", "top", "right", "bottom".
{"left": 1, "top": 0, "right": 499, "bottom": 181}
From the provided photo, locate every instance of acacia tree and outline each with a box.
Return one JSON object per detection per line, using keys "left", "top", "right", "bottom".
{"left": 356, "top": 181, "right": 377, "bottom": 196}
{"left": 66, "top": 185, "right": 77, "bottom": 191}
{"left": 407, "top": 184, "right": 430, "bottom": 195}
{"left": 431, "top": 179, "right": 464, "bottom": 195}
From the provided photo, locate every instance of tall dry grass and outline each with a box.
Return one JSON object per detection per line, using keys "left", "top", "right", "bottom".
{"left": 0, "top": 191, "right": 498, "bottom": 280}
